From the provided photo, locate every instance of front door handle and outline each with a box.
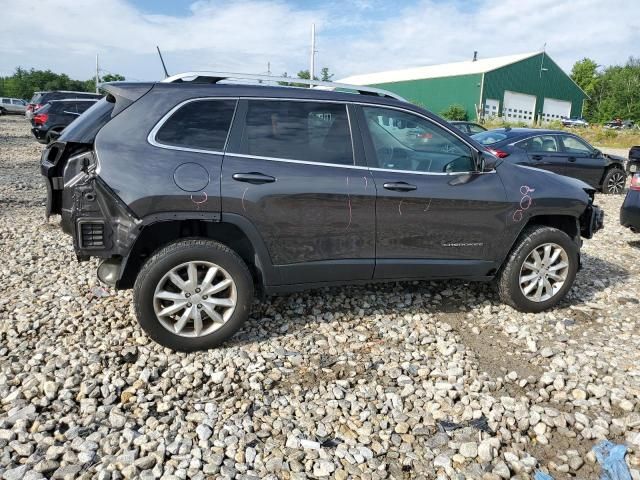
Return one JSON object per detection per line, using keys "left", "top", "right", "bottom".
{"left": 232, "top": 172, "right": 276, "bottom": 184}
{"left": 531, "top": 155, "right": 543, "bottom": 161}
{"left": 568, "top": 157, "right": 577, "bottom": 162}
{"left": 383, "top": 182, "right": 417, "bottom": 192}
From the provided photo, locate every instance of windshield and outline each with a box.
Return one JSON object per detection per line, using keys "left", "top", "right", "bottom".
{"left": 58, "top": 97, "right": 115, "bottom": 144}
{"left": 471, "top": 130, "right": 508, "bottom": 145}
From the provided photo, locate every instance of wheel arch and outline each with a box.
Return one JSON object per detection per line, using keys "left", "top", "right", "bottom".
{"left": 599, "top": 162, "right": 626, "bottom": 189}
{"left": 118, "top": 214, "right": 277, "bottom": 291}
{"left": 496, "top": 213, "right": 580, "bottom": 274}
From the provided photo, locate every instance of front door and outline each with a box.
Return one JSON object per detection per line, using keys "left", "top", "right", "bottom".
{"left": 356, "top": 105, "right": 510, "bottom": 280}
{"left": 222, "top": 99, "right": 376, "bottom": 284}
{"left": 559, "top": 134, "right": 606, "bottom": 188}
{"left": 520, "top": 134, "right": 567, "bottom": 176}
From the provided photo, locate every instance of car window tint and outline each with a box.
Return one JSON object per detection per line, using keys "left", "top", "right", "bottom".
{"left": 562, "top": 135, "right": 592, "bottom": 154}
{"left": 1, "top": 99, "right": 10, "bottom": 104}
{"left": 11, "top": 99, "right": 22, "bottom": 105}
{"left": 241, "top": 100, "right": 353, "bottom": 165}
{"left": 468, "top": 124, "right": 485, "bottom": 135}
{"left": 522, "top": 135, "right": 559, "bottom": 153}
{"left": 76, "top": 102, "right": 94, "bottom": 114}
{"left": 362, "top": 106, "right": 474, "bottom": 173}
{"left": 156, "top": 99, "right": 237, "bottom": 151}
{"left": 471, "top": 130, "right": 507, "bottom": 145}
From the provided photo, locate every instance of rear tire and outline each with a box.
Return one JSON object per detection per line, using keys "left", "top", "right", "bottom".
{"left": 133, "top": 239, "right": 254, "bottom": 351}
{"left": 602, "top": 168, "right": 626, "bottom": 194}
{"left": 497, "top": 226, "right": 578, "bottom": 313}
{"left": 0, "top": 108, "right": 6, "bottom": 115}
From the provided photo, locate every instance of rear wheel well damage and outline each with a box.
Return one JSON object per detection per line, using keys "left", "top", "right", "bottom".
{"left": 118, "top": 220, "right": 263, "bottom": 291}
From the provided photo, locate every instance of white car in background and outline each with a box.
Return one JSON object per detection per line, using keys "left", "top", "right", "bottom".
{"left": 561, "top": 117, "right": 589, "bottom": 127}
{"left": 0, "top": 97, "right": 27, "bottom": 115}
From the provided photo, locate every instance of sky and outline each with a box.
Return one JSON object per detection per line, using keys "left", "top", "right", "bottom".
{"left": 0, "top": 0, "right": 637, "bottom": 82}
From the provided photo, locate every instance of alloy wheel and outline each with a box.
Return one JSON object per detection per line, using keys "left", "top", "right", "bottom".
{"left": 607, "top": 172, "right": 626, "bottom": 194}
{"left": 153, "top": 261, "right": 237, "bottom": 337}
{"left": 519, "top": 243, "right": 569, "bottom": 302}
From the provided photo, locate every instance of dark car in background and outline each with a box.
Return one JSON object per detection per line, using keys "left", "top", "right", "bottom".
{"left": 472, "top": 128, "right": 627, "bottom": 194}
{"left": 40, "top": 73, "right": 603, "bottom": 351}
{"left": 628, "top": 146, "right": 640, "bottom": 176}
{"left": 450, "top": 121, "right": 486, "bottom": 135}
{"left": 26, "top": 91, "right": 102, "bottom": 119}
{"left": 31, "top": 99, "right": 98, "bottom": 144}
{"left": 621, "top": 174, "right": 640, "bottom": 233}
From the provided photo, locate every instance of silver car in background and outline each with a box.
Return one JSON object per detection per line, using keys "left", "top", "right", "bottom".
{"left": 0, "top": 97, "right": 28, "bottom": 115}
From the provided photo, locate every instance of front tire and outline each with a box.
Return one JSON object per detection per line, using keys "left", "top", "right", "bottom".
{"left": 602, "top": 168, "right": 626, "bottom": 194}
{"left": 497, "top": 226, "right": 578, "bottom": 313}
{"left": 133, "top": 239, "right": 254, "bottom": 351}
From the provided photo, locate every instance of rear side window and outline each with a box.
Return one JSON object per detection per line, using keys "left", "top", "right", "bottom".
{"left": 1, "top": 99, "right": 10, "bottom": 104}
{"left": 240, "top": 100, "right": 353, "bottom": 165}
{"left": 76, "top": 102, "right": 95, "bottom": 114}
{"left": 520, "top": 135, "right": 560, "bottom": 152}
{"left": 155, "top": 99, "right": 236, "bottom": 151}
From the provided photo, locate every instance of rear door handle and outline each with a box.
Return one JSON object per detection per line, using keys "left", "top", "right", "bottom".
{"left": 232, "top": 172, "right": 276, "bottom": 184}
{"left": 568, "top": 157, "right": 577, "bottom": 162}
{"left": 383, "top": 182, "right": 417, "bottom": 192}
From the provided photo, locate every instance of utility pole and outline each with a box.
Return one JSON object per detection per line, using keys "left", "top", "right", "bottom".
{"left": 267, "top": 62, "right": 271, "bottom": 76}
{"left": 310, "top": 23, "right": 316, "bottom": 84}
{"left": 95, "top": 54, "right": 99, "bottom": 93}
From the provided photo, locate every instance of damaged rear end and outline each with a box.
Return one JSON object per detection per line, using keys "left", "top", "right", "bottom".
{"left": 40, "top": 84, "right": 153, "bottom": 279}
{"left": 578, "top": 186, "right": 605, "bottom": 239}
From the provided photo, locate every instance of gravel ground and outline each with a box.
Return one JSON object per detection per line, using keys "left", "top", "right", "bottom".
{"left": 1, "top": 114, "right": 639, "bottom": 480}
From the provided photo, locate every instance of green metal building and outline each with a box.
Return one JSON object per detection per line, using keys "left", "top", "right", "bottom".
{"left": 339, "top": 52, "right": 588, "bottom": 124}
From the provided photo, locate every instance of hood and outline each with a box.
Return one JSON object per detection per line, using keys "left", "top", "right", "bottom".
{"left": 511, "top": 164, "right": 595, "bottom": 194}
{"left": 603, "top": 152, "right": 626, "bottom": 163}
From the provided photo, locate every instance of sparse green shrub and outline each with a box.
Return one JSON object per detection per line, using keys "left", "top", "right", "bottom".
{"left": 440, "top": 104, "right": 468, "bottom": 121}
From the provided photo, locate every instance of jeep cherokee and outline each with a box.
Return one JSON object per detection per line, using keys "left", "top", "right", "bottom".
{"left": 41, "top": 72, "right": 604, "bottom": 351}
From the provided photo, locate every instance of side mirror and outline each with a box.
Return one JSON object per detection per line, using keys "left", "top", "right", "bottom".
{"left": 591, "top": 148, "right": 601, "bottom": 158}
{"left": 476, "top": 152, "right": 497, "bottom": 172}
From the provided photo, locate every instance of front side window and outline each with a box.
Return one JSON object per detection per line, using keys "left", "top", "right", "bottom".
{"left": 155, "top": 99, "right": 237, "bottom": 151}
{"left": 561, "top": 135, "right": 592, "bottom": 155}
{"left": 362, "top": 106, "right": 475, "bottom": 173}
{"left": 521, "top": 135, "right": 559, "bottom": 153}
{"left": 241, "top": 100, "right": 353, "bottom": 165}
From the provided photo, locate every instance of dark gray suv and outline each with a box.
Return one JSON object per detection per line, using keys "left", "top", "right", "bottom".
{"left": 41, "top": 72, "right": 604, "bottom": 351}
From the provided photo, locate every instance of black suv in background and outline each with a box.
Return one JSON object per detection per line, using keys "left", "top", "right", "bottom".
{"left": 26, "top": 91, "right": 102, "bottom": 119}
{"left": 472, "top": 128, "right": 627, "bottom": 194}
{"left": 41, "top": 73, "right": 604, "bottom": 351}
{"left": 31, "top": 99, "right": 98, "bottom": 143}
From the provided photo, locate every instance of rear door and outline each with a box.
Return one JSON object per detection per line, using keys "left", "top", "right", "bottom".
{"left": 357, "top": 105, "right": 510, "bottom": 280}
{"left": 559, "top": 134, "right": 606, "bottom": 187}
{"left": 222, "top": 99, "right": 376, "bottom": 285}
{"left": 519, "top": 135, "right": 567, "bottom": 176}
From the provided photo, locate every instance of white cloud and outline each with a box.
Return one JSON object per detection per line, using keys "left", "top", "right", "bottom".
{"left": 0, "top": 0, "right": 637, "bottom": 82}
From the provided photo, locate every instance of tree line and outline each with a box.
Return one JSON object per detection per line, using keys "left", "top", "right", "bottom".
{"left": 0, "top": 67, "right": 124, "bottom": 100}
{"left": 571, "top": 57, "right": 640, "bottom": 122}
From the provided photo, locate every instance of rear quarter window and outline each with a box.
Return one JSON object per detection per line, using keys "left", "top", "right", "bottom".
{"left": 154, "top": 99, "right": 237, "bottom": 152}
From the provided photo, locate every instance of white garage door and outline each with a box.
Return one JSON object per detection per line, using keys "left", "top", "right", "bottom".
{"left": 542, "top": 98, "right": 572, "bottom": 122}
{"left": 503, "top": 91, "right": 536, "bottom": 125}
{"left": 483, "top": 98, "right": 500, "bottom": 119}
